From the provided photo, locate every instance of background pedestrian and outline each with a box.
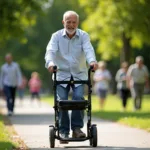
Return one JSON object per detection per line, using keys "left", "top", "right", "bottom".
{"left": 17, "top": 75, "right": 28, "bottom": 103}
{"left": 28, "top": 72, "right": 42, "bottom": 105}
{"left": 0, "top": 53, "right": 22, "bottom": 116}
{"left": 127, "top": 56, "right": 149, "bottom": 111}
{"left": 93, "top": 61, "right": 111, "bottom": 110}
{"left": 115, "top": 61, "right": 130, "bottom": 111}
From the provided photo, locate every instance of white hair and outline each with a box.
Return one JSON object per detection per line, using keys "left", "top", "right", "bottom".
{"left": 63, "top": 10, "right": 79, "bottom": 21}
{"left": 98, "top": 61, "right": 106, "bottom": 68}
{"left": 5, "top": 53, "right": 12, "bottom": 58}
{"left": 136, "top": 56, "right": 144, "bottom": 62}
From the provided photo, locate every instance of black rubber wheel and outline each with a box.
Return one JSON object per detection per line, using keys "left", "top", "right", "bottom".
{"left": 89, "top": 128, "right": 92, "bottom": 146}
{"left": 89, "top": 138, "right": 93, "bottom": 146}
{"left": 91, "top": 126, "right": 97, "bottom": 147}
{"left": 49, "top": 127, "right": 55, "bottom": 148}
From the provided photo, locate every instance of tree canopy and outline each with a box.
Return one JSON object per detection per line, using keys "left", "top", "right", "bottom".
{"left": 79, "top": 0, "right": 150, "bottom": 62}
{"left": 0, "top": 0, "right": 84, "bottom": 89}
{"left": 1, "top": 0, "right": 150, "bottom": 91}
{"left": 0, "top": 0, "right": 50, "bottom": 45}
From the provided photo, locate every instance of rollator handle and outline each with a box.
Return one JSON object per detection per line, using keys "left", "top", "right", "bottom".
{"left": 53, "top": 66, "right": 57, "bottom": 73}
{"left": 89, "top": 65, "right": 95, "bottom": 72}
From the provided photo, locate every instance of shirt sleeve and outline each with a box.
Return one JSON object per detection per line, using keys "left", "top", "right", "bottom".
{"left": 115, "top": 69, "right": 122, "bottom": 82}
{"left": 82, "top": 32, "right": 97, "bottom": 64}
{"left": 16, "top": 63, "right": 22, "bottom": 86}
{"left": 115, "top": 70, "right": 119, "bottom": 82}
{"left": 144, "top": 65, "right": 149, "bottom": 77}
{"left": 107, "top": 70, "right": 112, "bottom": 80}
{"left": 0, "top": 67, "right": 4, "bottom": 89}
{"left": 127, "top": 65, "right": 133, "bottom": 77}
{"left": 93, "top": 70, "right": 99, "bottom": 81}
{"left": 45, "top": 33, "right": 58, "bottom": 68}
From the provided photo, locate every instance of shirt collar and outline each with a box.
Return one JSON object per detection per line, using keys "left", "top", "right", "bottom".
{"left": 62, "top": 29, "right": 79, "bottom": 38}
{"left": 135, "top": 63, "right": 143, "bottom": 69}
{"left": 6, "top": 62, "right": 13, "bottom": 66}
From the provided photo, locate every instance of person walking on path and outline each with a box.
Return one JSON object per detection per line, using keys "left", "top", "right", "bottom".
{"left": 115, "top": 61, "right": 130, "bottom": 112}
{"left": 93, "top": 61, "right": 111, "bottom": 110}
{"left": 45, "top": 10, "right": 98, "bottom": 143}
{"left": 28, "top": 72, "right": 42, "bottom": 103}
{"left": 0, "top": 53, "right": 22, "bottom": 116}
{"left": 127, "top": 56, "right": 149, "bottom": 111}
{"left": 17, "top": 75, "right": 28, "bottom": 101}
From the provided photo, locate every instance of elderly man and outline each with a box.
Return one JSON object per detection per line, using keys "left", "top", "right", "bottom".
{"left": 127, "top": 56, "right": 149, "bottom": 111}
{"left": 45, "top": 10, "right": 98, "bottom": 143}
{"left": 0, "top": 53, "right": 22, "bottom": 116}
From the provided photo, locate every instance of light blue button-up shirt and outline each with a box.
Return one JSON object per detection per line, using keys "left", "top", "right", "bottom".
{"left": 45, "top": 29, "right": 97, "bottom": 85}
{"left": 0, "top": 62, "right": 22, "bottom": 89}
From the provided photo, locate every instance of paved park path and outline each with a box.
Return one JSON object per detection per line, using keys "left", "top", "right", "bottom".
{"left": 0, "top": 97, "right": 150, "bottom": 150}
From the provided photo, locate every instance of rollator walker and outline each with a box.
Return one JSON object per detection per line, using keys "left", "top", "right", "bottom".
{"left": 49, "top": 66, "right": 97, "bottom": 148}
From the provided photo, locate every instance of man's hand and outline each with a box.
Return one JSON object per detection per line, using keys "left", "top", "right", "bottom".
{"left": 48, "top": 66, "right": 57, "bottom": 73}
{"left": 90, "top": 62, "right": 98, "bottom": 71}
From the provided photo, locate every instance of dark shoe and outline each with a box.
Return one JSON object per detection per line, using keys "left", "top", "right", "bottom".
{"left": 60, "top": 133, "right": 69, "bottom": 144}
{"left": 72, "top": 128, "right": 86, "bottom": 138}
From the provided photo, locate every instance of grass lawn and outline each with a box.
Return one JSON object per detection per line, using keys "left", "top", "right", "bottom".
{"left": 92, "top": 94, "right": 150, "bottom": 132}
{"left": 0, "top": 114, "right": 17, "bottom": 150}
{"left": 0, "top": 114, "right": 28, "bottom": 150}
{"left": 42, "top": 94, "right": 150, "bottom": 132}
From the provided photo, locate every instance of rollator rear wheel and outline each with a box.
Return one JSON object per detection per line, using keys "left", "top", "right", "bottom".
{"left": 91, "top": 125, "right": 97, "bottom": 147}
{"left": 49, "top": 127, "right": 55, "bottom": 148}
{"left": 89, "top": 138, "right": 92, "bottom": 146}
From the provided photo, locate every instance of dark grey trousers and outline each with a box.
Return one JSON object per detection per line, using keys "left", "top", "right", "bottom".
{"left": 130, "top": 83, "right": 144, "bottom": 109}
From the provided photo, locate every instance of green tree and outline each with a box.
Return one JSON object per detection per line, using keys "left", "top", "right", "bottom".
{"left": 0, "top": 0, "right": 85, "bottom": 90}
{"left": 0, "top": 0, "right": 49, "bottom": 46}
{"left": 78, "top": 0, "right": 150, "bottom": 63}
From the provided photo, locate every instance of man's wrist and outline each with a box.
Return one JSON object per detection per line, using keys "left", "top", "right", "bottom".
{"left": 48, "top": 62, "right": 54, "bottom": 68}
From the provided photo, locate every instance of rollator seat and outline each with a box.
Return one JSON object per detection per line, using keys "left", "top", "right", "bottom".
{"left": 57, "top": 100, "right": 88, "bottom": 110}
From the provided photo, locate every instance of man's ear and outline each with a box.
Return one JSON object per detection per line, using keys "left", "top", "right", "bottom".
{"left": 62, "top": 20, "right": 64, "bottom": 25}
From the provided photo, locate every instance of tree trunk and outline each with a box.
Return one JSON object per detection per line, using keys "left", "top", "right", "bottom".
{"left": 120, "top": 32, "right": 131, "bottom": 63}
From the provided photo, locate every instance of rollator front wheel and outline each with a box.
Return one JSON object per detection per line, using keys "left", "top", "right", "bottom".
{"left": 49, "top": 127, "right": 55, "bottom": 148}
{"left": 91, "top": 125, "right": 97, "bottom": 147}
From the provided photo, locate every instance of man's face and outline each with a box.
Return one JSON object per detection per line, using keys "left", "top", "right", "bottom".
{"left": 62, "top": 14, "right": 79, "bottom": 35}
{"left": 137, "top": 59, "right": 143, "bottom": 68}
{"left": 5, "top": 55, "right": 12, "bottom": 64}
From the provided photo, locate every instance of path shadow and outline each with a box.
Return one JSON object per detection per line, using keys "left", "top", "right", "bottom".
{"left": 5, "top": 113, "right": 55, "bottom": 125}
